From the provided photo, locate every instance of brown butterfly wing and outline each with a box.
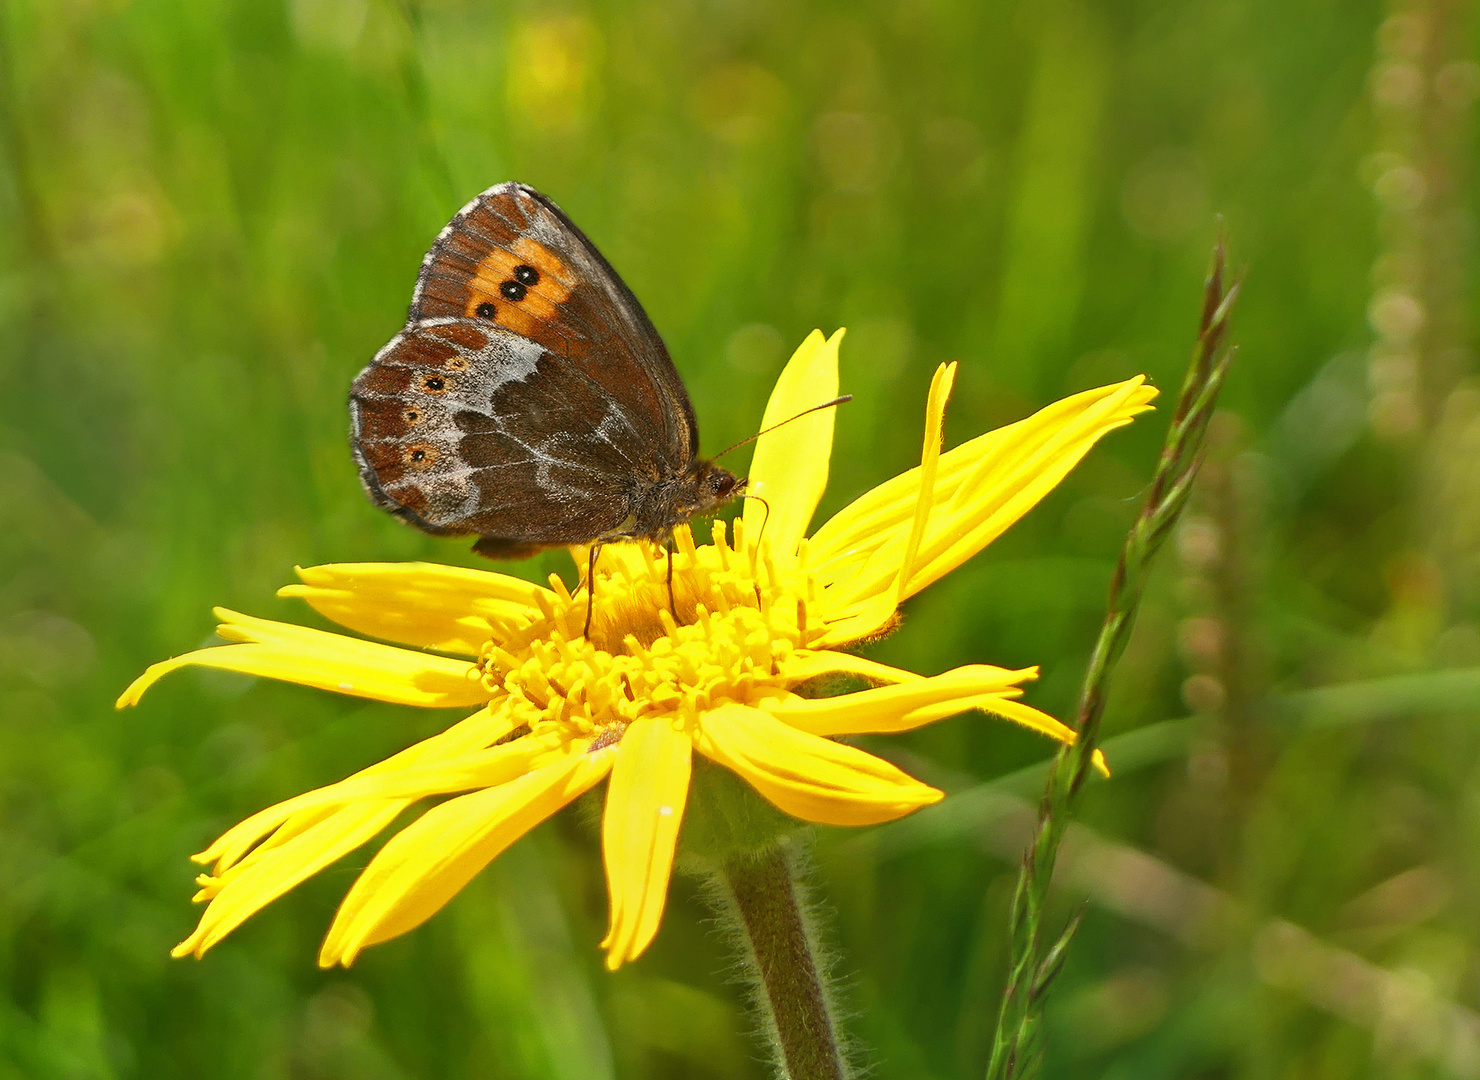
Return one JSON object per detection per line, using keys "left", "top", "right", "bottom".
{"left": 408, "top": 182, "right": 697, "bottom": 467}
{"left": 351, "top": 183, "right": 711, "bottom": 553}
{"left": 351, "top": 318, "right": 671, "bottom": 549}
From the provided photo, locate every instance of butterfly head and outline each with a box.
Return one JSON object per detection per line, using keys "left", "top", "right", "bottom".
{"left": 695, "top": 460, "right": 745, "bottom": 510}
{"left": 626, "top": 460, "right": 744, "bottom": 542}
{"left": 674, "top": 459, "right": 745, "bottom": 528}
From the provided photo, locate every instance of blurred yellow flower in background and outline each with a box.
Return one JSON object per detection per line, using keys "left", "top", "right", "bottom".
{"left": 119, "top": 329, "right": 1155, "bottom": 970}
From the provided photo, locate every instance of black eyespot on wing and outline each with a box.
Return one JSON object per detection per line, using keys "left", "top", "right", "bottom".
{"left": 423, "top": 375, "right": 446, "bottom": 393}
{"left": 513, "top": 264, "right": 539, "bottom": 286}
{"left": 475, "top": 301, "right": 497, "bottom": 319}
{"left": 499, "top": 280, "right": 527, "bottom": 301}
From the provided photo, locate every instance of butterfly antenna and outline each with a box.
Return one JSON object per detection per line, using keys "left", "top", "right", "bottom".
{"left": 713, "top": 395, "right": 852, "bottom": 461}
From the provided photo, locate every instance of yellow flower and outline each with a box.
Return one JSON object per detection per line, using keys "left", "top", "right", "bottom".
{"left": 118, "top": 329, "right": 1156, "bottom": 970}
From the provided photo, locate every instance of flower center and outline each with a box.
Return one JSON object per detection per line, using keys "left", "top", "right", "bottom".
{"left": 477, "top": 521, "right": 819, "bottom": 749}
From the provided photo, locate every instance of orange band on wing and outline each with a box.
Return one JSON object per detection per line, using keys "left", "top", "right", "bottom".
{"left": 511, "top": 238, "right": 577, "bottom": 290}
{"left": 464, "top": 239, "right": 576, "bottom": 324}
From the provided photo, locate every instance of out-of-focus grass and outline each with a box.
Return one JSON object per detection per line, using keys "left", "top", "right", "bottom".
{"left": 1, "top": 1, "right": 1475, "bottom": 1078}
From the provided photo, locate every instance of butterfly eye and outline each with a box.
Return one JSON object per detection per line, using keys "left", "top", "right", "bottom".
{"left": 499, "top": 280, "right": 527, "bottom": 302}
{"left": 404, "top": 443, "right": 437, "bottom": 469}
{"left": 422, "top": 375, "right": 447, "bottom": 393}
{"left": 513, "top": 264, "right": 540, "bottom": 287}
{"left": 475, "top": 301, "right": 497, "bottom": 319}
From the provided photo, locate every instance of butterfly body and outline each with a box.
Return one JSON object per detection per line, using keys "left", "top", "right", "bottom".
{"left": 350, "top": 183, "right": 742, "bottom": 559}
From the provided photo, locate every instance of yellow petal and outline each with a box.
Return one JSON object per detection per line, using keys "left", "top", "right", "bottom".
{"left": 908, "top": 380, "right": 1157, "bottom": 598}
{"left": 978, "top": 695, "right": 1110, "bottom": 777}
{"left": 895, "top": 362, "right": 956, "bottom": 606}
{"left": 810, "top": 377, "right": 1157, "bottom": 642}
{"left": 599, "top": 717, "right": 693, "bottom": 969}
{"left": 778, "top": 650, "right": 924, "bottom": 686}
{"left": 199, "top": 705, "right": 519, "bottom": 873}
{"left": 279, "top": 562, "right": 551, "bottom": 655}
{"left": 742, "top": 329, "right": 844, "bottom": 559}
{"left": 243, "top": 742, "right": 561, "bottom": 833}
{"left": 116, "top": 608, "right": 488, "bottom": 709}
{"left": 813, "top": 378, "right": 1155, "bottom": 559}
{"left": 768, "top": 668, "right": 1109, "bottom": 778}
{"left": 170, "top": 708, "right": 557, "bottom": 958}
{"left": 812, "top": 590, "right": 899, "bottom": 650}
{"left": 172, "top": 801, "right": 408, "bottom": 959}
{"left": 318, "top": 746, "right": 613, "bottom": 967}
{"left": 695, "top": 704, "right": 941, "bottom": 826}
{"left": 212, "top": 742, "right": 562, "bottom": 879}
{"left": 769, "top": 664, "right": 1039, "bottom": 735}
{"left": 197, "top": 738, "right": 568, "bottom": 911}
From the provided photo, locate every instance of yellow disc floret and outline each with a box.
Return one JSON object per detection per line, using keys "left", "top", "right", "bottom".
{"left": 480, "top": 520, "right": 815, "bottom": 749}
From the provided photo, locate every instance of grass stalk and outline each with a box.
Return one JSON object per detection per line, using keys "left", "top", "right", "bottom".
{"left": 983, "top": 233, "right": 1241, "bottom": 1080}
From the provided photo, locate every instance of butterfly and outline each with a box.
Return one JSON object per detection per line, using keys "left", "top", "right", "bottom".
{"left": 349, "top": 183, "right": 745, "bottom": 588}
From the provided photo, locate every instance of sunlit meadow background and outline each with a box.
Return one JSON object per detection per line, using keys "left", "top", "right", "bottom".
{"left": 3, "top": 0, "right": 1480, "bottom": 1076}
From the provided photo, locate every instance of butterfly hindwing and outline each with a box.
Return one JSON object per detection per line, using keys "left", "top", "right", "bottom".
{"left": 351, "top": 319, "right": 647, "bottom": 545}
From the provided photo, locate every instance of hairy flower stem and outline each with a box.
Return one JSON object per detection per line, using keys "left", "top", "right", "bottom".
{"left": 984, "top": 236, "right": 1241, "bottom": 1080}
{"left": 710, "top": 844, "right": 850, "bottom": 1080}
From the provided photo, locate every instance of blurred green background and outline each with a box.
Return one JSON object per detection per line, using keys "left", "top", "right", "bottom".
{"left": 4, "top": 0, "right": 1480, "bottom": 1076}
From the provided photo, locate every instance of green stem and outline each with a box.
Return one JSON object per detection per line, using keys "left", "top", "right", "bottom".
{"left": 984, "top": 233, "right": 1241, "bottom": 1080}
{"left": 708, "top": 844, "right": 850, "bottom": 1080}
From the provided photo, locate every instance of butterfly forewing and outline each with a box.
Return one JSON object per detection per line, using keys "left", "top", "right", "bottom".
{"left": 352, "top": 182, "right": 742, "bottom": 558}
{"left": 408, "top": 183, "right": 697, "bottom": 464}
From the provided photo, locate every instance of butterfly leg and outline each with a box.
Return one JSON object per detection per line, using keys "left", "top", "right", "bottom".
{"left": 665, "top": 538, "right": 678, "bottom": 620}
{"left": 584, "top": 543, "right": 602, "bottom": 639}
